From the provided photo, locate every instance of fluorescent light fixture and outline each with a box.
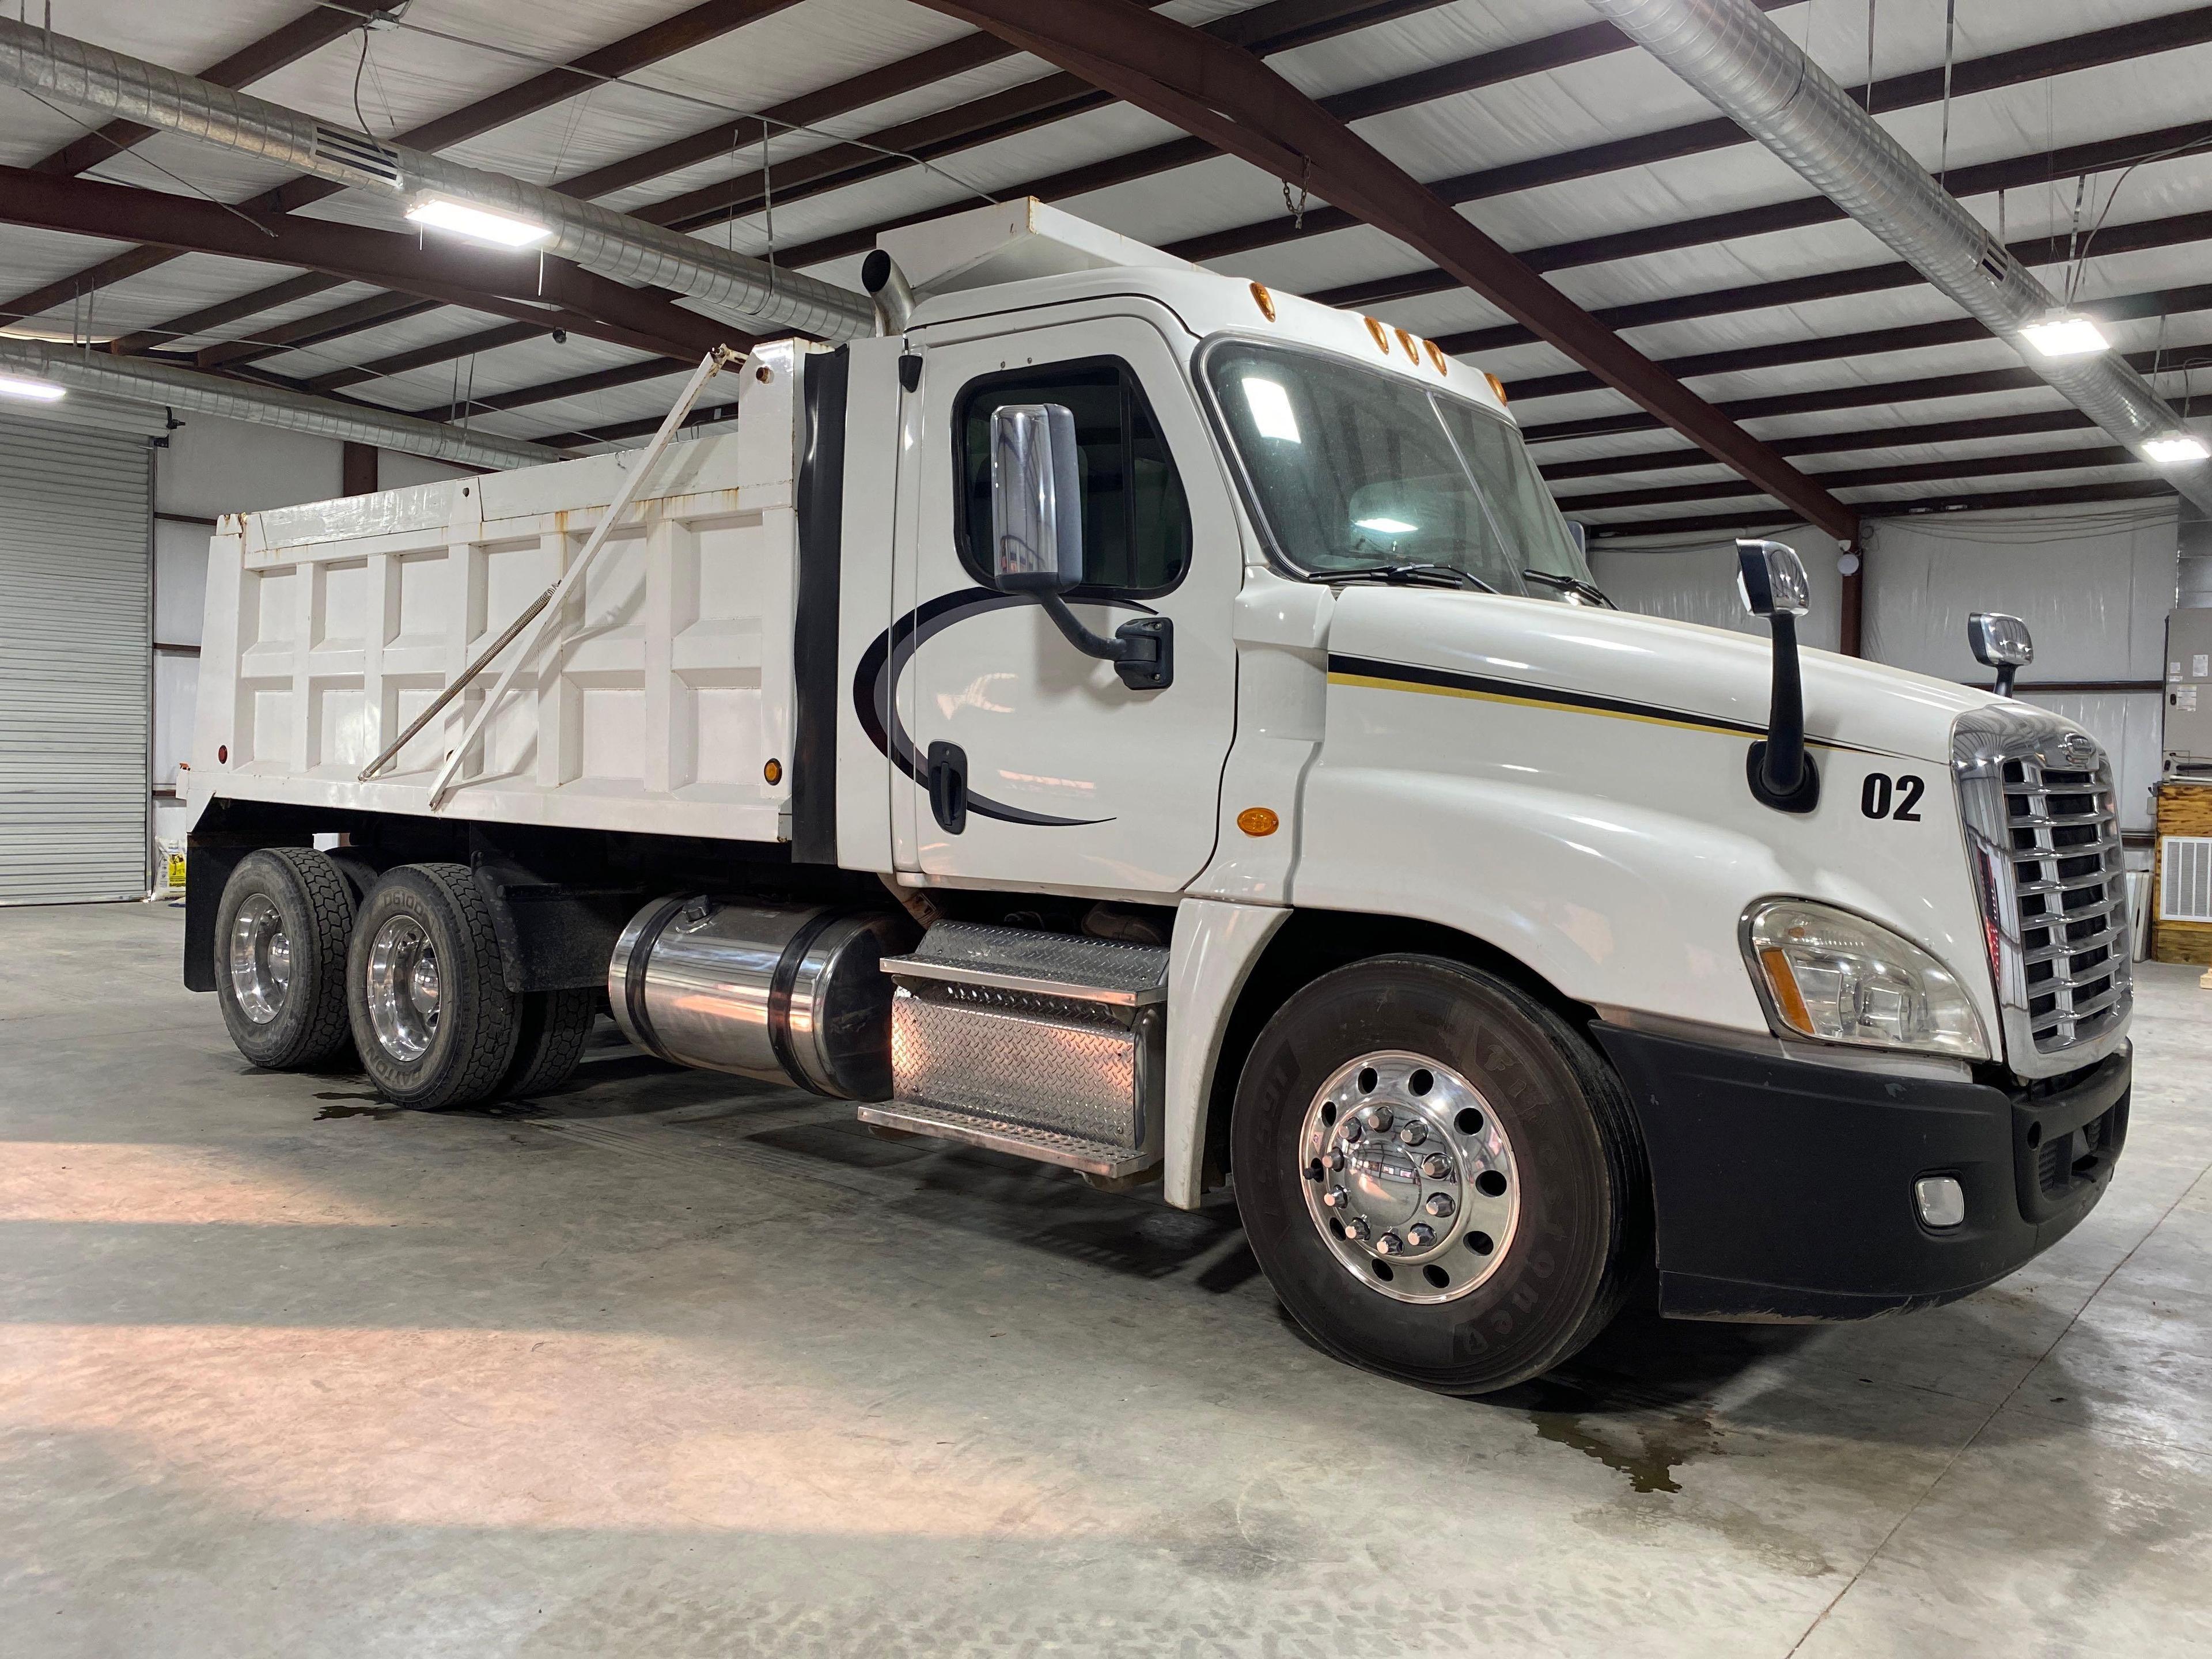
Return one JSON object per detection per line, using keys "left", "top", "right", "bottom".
{"left": 1241, "top": 376, "right": 1300, "bottom": 443}
{"left": 0, "top": 371, "right": 66, "bottom": 403}
{"left": 2019, "top": 311, "right": 2110, "bottom": 357}
{"left": 1354, "top": 516, "right": 1418, "bottom": 535}
{"left": 2143, "top": 433, "right": 2211, "bottom": 465}
{"left": 404, "top": 196, "right": 552, "bottom": 249}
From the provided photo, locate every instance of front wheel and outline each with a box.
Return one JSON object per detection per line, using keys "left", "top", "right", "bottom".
{"left": 346, "top": 863, "right": 518, "bottom": 1109}
{"left": 1232, "top": 955, "right": 1646, "bottom": 1395}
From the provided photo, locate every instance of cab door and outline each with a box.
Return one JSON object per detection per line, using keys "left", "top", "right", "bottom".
{"left": 886, "top": 310, "right": 1240, "bottom": 894}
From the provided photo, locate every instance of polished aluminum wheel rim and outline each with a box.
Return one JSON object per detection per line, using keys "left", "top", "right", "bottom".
{"left": 1299, "top": 1049, "right": 1521, "bottom": 1305}
{"left": 365, "top": 916, "right": 440, "bottom": 1063}
{"left": 226, "top": 893, "right": 292, "bottom": 1025}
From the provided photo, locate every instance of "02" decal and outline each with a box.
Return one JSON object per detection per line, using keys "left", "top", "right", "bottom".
{"left": 1859, "top": 771, "right": 1924, "bottom": 821}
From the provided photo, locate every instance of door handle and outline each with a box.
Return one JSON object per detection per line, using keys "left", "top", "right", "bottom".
{"left": 926, "top": 740, "right": 968, "bottom": 834}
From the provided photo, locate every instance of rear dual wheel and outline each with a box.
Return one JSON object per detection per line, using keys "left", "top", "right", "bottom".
{"left": 1233, "top": 955, "right": 1647, "bottom": 1396}
{"left": 214, "top": 848, "right": 356, "bottom": 1070}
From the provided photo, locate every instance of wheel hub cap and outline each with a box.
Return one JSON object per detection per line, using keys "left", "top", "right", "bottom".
{"left": 226, "top": 894, "right": 292, "bottom": 1025}
{"left": 1299, "top": 1050, "right": 1520, "bottom": 1304}
{"left": 366, "top": 916, "right": 440, "bottom": 1063}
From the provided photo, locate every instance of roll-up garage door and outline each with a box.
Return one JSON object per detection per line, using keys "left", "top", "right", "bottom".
{"left": 0, "top": 411, "right": 151, "bottom": 903}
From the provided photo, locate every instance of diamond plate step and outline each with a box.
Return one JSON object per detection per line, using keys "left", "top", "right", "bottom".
{"left": 856, "top": 1100, "right": 1159, "bottom": 1179}
{"left": 882, "top": 921, "right": 1168, "bottom": 1007}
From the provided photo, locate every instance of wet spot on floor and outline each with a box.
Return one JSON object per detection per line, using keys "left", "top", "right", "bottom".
{"left": 1531, "top": 1410, "right": 1721, "bottom": 1494}
{"left": 313, "top": 1093, "right": 401, "bottom": 1120}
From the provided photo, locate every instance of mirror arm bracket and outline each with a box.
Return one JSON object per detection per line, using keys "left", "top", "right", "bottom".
{"left": 1036, "top": 593, "right": 1174, "bottom": 691}
{"left": 1747, "top": 612, "right": 1820, "bottom": 814}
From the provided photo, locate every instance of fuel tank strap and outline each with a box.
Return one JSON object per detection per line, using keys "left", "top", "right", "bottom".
{"left": 621, "top": 895, "right": 695, "bottom": 1064}
{"left": 766, "top": 906, "right": 852, "bottom": 1096}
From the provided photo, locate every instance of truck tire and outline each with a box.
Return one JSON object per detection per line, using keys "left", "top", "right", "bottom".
{"left": 1231, "top": 954, "right": 1647, "bottom": 1396}
{"left": 346, "top": 863, "right": 519, "bottom": 1109}
{"left": 214, "top": 848, "right": 356, "bottom": 1070}
{"left": 499, "top": 987, "right": 597, "bottom": 1099}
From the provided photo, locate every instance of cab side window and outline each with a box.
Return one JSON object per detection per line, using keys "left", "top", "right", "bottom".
{"left": 955, "top": 358, "right": 1192, "bottom": 596}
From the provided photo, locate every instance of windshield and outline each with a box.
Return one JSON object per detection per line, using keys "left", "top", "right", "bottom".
{"left": 1205, "top": 341, "right": 1594, "bottom": 597}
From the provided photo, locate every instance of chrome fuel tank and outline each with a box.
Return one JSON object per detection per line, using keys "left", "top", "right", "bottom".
{"left": 609, "top": 899, "right": 917, "bottom": 1100}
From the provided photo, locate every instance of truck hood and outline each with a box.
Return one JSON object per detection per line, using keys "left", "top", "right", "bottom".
{"left": 1323, "top": 586, "right": 1998, "bottom": 766}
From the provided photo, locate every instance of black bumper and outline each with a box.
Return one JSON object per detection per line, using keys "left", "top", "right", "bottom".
{"left": 1592, "top": 1025, "right": 2129, "bottom": 1322}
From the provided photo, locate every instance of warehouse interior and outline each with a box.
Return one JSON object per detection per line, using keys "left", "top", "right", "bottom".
{"left": 2, "top": 1, "right": 2210, "bottom": 1653}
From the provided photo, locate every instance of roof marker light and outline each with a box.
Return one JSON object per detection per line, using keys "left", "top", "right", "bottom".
{"left": 405, "top": 196, "right": 553, "bottom": 249}
{"left": 1424, "top": 339, "right": 1449, "bottom": 374}
{"left": 1249, "top": 281, "right": 1276, "bottom": 321}
{"left": 1364, "top": 316, "right": 1390, "bottom": 354}
{"left": 1484, "top": 372, "right": 1508, "bottom": 405}
{"left": 1394, "top": 326, "right": 1418, "bottom": 361}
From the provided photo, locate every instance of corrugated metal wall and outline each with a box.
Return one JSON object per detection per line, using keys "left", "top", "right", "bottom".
{"left": 0, "top": 411, "right": 152, "bottom": 903}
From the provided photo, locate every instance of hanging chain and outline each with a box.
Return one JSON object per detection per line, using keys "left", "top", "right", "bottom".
{"left": 1282, "top": 159, "right": 1310, "bottom": 232}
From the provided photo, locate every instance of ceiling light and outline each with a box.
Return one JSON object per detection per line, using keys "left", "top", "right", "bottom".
{"left": 1241, "top": 377, "right": 1301, "bottom": 443}
{"left": 2019, "top": 311, "right": 2110, "bottom": 358}
{"left": 0, "top": 371, "right": 67, "bottom": 403}
{"left": 1355, "top": 516, "right": 1418, "bottom": 535}
{"left": 404, "top": 196, "right": 552, "bottom": 249}
{"left": 2143, "top": 433, "right": 2210, "bottom": 465}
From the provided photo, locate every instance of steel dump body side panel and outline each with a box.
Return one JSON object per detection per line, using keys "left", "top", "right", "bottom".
{"left": 187, "top": 346, "right": 812, "bottom": 844}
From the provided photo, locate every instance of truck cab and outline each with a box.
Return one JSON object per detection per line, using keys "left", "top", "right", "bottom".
{"left": 185, "top": 200, "right": 2132, "bottom": 1394}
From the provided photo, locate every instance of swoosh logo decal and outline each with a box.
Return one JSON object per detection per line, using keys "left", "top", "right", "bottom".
{"left": 855, "top": 588, "right": 1112, "bottom": 827}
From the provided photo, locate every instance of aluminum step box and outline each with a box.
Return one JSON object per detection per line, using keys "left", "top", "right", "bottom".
{"left": 863, "top": 922, "right": 1167, "bottom": 1177}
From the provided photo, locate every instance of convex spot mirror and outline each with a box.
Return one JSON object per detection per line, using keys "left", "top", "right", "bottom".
{"left": 1735, "top": 537, "right": 1812, "bottom": 619}
{"left": 988, "top": 403, "right": 1084, "bottom": 593}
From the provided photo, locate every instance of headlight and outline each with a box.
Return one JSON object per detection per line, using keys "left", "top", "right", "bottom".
{"left": 1742, "top": 899, "right": 1988, "bottom": 1059}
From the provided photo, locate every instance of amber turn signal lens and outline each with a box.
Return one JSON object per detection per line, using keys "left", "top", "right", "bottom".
{"left": 763, "top": 758, "right": 783, "bottom": 785}
{"left": 1250, "top": 281, "right": 1276, "bottom": 321}
{"left": 1237, "top": 806, "right": 1280, "bottom": 836}
{"left": 1758, "top": 946, "right": 1815, "bottom": 1037}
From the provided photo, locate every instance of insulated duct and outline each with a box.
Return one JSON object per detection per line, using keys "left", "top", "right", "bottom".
{"left": 1585, "top": 0, "right": 2212, "bottom": 517}
{"left": 0, "top": 337, "right": 563, "bottom": 470}
{"left": 0, "top": 17, "right": 876, "bottom": 344}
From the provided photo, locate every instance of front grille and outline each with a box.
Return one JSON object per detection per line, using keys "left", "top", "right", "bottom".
{"left": 1954, "top": 709, "right": 2133, "bottom": 1077}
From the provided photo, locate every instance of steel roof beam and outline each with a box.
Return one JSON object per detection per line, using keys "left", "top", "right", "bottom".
{"left": 0, "top": 166, "right": 737, "bottom": 365}
{"left": 907, "top": 0, "right": 1857, "bottom": 540}
{"left": 27, "top": 0, "right": 798, "bottom": 353}
{"left": 1555, "top": 444, "right": 2141, "bottom": 513}
{"left": 1583, "top": 479, "right": 2177, "bottom": 540}
{"left": 1538, "top": 410, "right": 2103, "bottom": 480}
{"left": 192, "top": 0, "right": 1441, "bottom": 382}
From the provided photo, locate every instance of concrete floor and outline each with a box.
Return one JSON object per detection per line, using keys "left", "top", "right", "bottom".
{"left": 2, "top": 902, "right": 2209, "bottom": 1658}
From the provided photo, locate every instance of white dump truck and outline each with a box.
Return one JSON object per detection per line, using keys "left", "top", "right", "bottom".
{"left": 184, "top": 200, "right": 2132, "bottom": 1393}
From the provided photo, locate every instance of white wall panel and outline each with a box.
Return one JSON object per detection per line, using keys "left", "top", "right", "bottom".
{"left": 1592, "top": 529, "right": 1845, "bottom": 653}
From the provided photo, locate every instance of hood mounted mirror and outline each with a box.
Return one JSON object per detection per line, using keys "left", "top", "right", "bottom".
{"left": 1736, "top": 538, "right": 1820, "bottom": 815}
{"left": 1968, "top": 611, "right": 2033, "bottom": 698}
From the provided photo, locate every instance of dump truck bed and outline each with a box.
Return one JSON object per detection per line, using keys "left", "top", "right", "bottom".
{"left": 187, "top": 344, "right": 809, "bottom": 843}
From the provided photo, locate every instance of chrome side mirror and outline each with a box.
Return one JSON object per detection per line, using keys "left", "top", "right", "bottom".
{"left": 1968, "top": 611, "right": 2033, "bottom": 698}
{"left": 988, "top": 404, "right": 1084, "bottom": 594}
{"left": 983, "top": 402, "right": 1171, "bottom": 691}
{"left": 1735, "top": 537, "right": 1818, "bottom": 815}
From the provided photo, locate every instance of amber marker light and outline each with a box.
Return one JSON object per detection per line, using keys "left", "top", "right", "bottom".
{"left": 1250, "top": 281, "right": 1277, "bottom": 321}
{"left": 1424, "top": 339, "right": 1449, "bottom": 374}
{"left": 1364, "top": 316, "right": 1390, "bottom": 354}
{"left": 1237, "top": 806, "right": 1280, "bottom": 836}
{"left": 1484, "top": 372, "right": 1508, "bottom": 404}
{"left": 1395, "top": 327, "right": 1419, "bottom": 361}
{"left": 1758, "top": 946, "right": 1816, "bottom": 1036}
{"left": 763, "top": 759, "right": 783, "bottom": 785}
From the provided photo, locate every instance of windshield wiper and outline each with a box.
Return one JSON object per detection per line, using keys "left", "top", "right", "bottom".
{"left": 1316, "top": 562, "right": 1496, "bottom": 593}
{"left": 1521, "top": 568, "right": 1616, "bottom": 608}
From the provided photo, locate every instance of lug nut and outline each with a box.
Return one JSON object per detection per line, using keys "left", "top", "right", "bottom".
{"left": 1397, "top": 1121, "right": 1426, "bottom": 1147}
{"left": 1342, "top": 1216, "right": 1370, "bottom": 1243}
{"left": 1341, "top": 1119, "right": 1363, "bottom": 1144}
{"left": 1324, "top": 1149, "right": 1346, "bottom": 1172}
{"left": 1321, "top": 1185, "right": 1348, "bottom": 1210}
{"left": 1374, "top": 1230, "right": 1404, "bottom": 1256}
{"left": 1362, "top": 1104, "right": 1393, "bottom": 1133}
{"left": 1424, "top": 1191, "right": 1456, "bottom": 1219}
{"left": 1407, "top": 1224, "right": 1435, "bottom": 1249}
{"left": 1420, "top": 1153, "right": 1453, "bottom": 1180}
